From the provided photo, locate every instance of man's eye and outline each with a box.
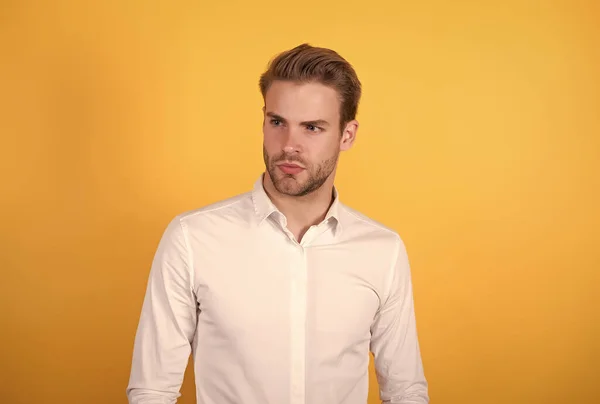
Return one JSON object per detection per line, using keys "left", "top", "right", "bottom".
{"left": 306, "top": 125, "right": 319, "bottom": 132}
{"left": 270, "top": 119, "right": 281, "bottom": 126}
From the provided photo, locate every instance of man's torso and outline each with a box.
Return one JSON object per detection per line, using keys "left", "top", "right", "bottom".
{"left": 180, "top": 182, "right": 401, "bottom": 404}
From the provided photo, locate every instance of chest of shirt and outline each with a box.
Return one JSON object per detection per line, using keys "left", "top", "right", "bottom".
{"left": 187, "top": 223, "right": 395, "bottom": 342}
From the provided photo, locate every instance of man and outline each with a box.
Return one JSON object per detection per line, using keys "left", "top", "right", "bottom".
{"left": 126, "top": 43, "right": 429, "bottom": 404}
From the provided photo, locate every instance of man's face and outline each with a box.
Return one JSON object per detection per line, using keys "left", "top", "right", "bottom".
{"left": 262, "top": 80, "right": 354, "bottom": 197}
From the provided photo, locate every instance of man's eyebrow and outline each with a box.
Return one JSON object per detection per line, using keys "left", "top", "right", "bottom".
{"left": 266, "top": 112, "right": 330, "bottom": 128}
{"left": 300, "top": 119, "right": 330, "bottom": 127}
{"left": 266, "top": 112, "right": 287, "bottom": 122}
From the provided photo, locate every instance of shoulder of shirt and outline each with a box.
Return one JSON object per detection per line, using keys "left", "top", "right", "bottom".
{"left": 338, "top": 202, "right": 403, "bottom": 242}
{"left": 173, "top": 190, "right": 252, "bottom": 223}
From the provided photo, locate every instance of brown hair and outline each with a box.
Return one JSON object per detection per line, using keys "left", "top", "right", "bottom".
{"left": 259, "top": 43, "right": 362, "bottom": 133}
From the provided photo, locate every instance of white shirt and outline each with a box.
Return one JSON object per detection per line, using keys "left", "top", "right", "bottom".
{"left": 126, "top": 174, "right": 429, "bottom": 404}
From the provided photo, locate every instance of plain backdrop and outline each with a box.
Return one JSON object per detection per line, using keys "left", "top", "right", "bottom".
{"left": 1, "top": 1, "right": 599, "bottom": 403}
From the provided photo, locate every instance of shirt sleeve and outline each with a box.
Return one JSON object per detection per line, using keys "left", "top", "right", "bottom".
{"left": 126, "top": 216, "right": 198, "bottom": 404}
{"left": 370, "top": 237, "right": 429, "bottom": 404}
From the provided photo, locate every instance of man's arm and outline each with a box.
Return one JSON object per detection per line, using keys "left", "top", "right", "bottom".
{"left": 370, "top": 237, "right": 429, "bottom": 404}
{"left": 126, "top": 217, "right": 198, "bottom": 404}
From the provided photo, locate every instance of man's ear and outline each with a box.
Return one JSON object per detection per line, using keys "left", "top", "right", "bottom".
{"left": 340, "top": 120, "right": 359, "bottom": 151}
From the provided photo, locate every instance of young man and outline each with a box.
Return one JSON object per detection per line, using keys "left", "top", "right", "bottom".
{"left": 126, "top": 43, "right": 429, "bottom": 404}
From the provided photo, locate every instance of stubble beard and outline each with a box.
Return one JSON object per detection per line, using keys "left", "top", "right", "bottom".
{"left": 263, "top": 145, "right": 339, "bottom": 197}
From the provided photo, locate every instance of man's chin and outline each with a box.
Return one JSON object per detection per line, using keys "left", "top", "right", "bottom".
{"left": 274, "top": 180, "right": 304, "bottom": 196}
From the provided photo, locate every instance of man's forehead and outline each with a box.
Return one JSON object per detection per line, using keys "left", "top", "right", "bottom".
{"left": 266, "top": 80, "right": 339, "bottom": 99}
{"left": 264, "top": 81, "right": 340, "bottom": 119}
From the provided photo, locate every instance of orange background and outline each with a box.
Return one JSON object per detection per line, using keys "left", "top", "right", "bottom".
{"left": 1, "top": 1, "right": 599, "bottom": 403}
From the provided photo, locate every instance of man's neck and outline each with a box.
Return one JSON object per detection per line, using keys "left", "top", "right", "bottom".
{"left": 263, "top": 174, "right": 335, "bottom": 242}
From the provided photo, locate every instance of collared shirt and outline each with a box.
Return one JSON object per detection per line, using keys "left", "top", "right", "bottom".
{"left": 126, "top": 174, "right": 429, "bottom": 404}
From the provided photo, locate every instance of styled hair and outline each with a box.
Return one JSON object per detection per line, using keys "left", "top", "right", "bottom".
{"left": 259, "top": 43, "right": 362, "bottom": 132}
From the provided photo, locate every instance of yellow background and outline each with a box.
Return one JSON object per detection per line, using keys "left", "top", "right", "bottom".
{"left": 1, "top": 1, "right": 598, "bottom": 403}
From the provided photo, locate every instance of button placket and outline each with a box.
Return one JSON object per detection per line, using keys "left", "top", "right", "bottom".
{"left": 289, "top": 241, "right": 307, "bottom": 404}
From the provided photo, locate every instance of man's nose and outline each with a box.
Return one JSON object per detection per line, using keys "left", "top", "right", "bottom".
{"left": 281, "top": 127, "right": 302, "bottom": 154}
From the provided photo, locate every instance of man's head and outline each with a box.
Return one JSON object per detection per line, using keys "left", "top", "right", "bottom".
{"left": 259, "top": 43, "right": 361, "bottom": 197}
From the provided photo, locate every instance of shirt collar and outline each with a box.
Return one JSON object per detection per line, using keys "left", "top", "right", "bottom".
{"left": 251, "top": 173, "right": 343, "bottom": 235}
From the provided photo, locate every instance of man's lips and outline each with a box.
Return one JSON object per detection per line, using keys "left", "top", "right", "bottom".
{"left": 277, "top": 163, "right": 305, "bottom": 175}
